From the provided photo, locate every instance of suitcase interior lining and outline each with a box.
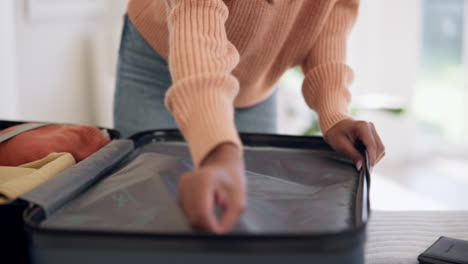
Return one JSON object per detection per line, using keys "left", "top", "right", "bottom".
{"left": 39, "top": 138, "right": 361, "bottom": 234}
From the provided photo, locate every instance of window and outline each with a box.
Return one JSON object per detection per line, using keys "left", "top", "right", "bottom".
{"left": 414, "top": 0, "right": 466, "bottom": 145}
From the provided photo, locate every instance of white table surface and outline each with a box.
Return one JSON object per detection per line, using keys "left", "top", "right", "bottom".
{"left": 366, "top": 210, "right": 468, "bottom": 264}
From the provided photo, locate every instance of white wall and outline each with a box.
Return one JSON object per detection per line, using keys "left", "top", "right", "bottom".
{"left": 11, "top": 0, "right": 126, "bottom": 126}
{"left": 0, "top": 0, "right": 18, "bottom": 120}
{"left": 89, "top": 1, "right": 128, "bottom": 127}
{"left": 349, "top": 0, "right": 422, "bottom": 105}
{"left": 464, "top": 1, "right": 468, "bottom": 146}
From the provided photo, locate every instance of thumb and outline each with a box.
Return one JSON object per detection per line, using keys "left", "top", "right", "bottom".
{"left": 218, "top": 188, "right": 245, "bottom": 233}
{"left": 332, "top": 137, "right": 365, "bottom": 170}
{"left": 178, "top": 172, "right": 220, "bottom": 233}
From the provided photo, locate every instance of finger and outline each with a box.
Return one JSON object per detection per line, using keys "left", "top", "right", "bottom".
{"left": 377, "top": 151, "right": 386, "bottom": 163}
{"left": 214, "top": 188, "right": 228, "bottom": 206}
{"left": 190, "top": 172, "right": 220, "bottom": 233}
{"left": 355, "top": 122, "right": 377, "bottom": 167}
{"left": 178, "top": 172, "right": 192, "bottom": 213}
{"left": 180, "top": 172, "right": 220, "bottom": 233}
{"left": 369, "top": 123, "right": 385, "bottom": 163}
{"left": 332, "top": 135, "right": 364, "bottom": 170}
{"left": 218, "top": 189, "right": 245, "bottom": 233}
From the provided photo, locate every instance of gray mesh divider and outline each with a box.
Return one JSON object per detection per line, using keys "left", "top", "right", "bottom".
{"left": 21, "top": 140, "right": 134, "bottom": 216}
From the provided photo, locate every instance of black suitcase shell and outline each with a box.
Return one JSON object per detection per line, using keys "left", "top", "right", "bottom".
{"left": 0, "top": 120, "right": 120, "bottom": 263}
{"left": 23, "top": 130, "right": 371, "bottom": 264}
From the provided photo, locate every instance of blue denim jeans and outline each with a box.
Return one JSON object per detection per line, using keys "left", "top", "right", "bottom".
{"left": 114, "top": 16, "right": 277, "bottom": 138}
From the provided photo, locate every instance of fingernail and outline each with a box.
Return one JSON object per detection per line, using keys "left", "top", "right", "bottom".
{"left": 356, "top": 161, "right": 362, "bottom": 171}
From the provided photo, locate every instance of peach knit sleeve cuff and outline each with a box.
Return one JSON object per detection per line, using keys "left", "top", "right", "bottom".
{"left": 165, "top": 0, "right": 242, "bottom": 168}
{"left": 302, "top": 63, "right": 354, "bottom": 133}
{"left": 301, "top": 0, "right": 359, "bottom": 134}
{"left": 165, "top": 74, "right": 242, "bottom": 168}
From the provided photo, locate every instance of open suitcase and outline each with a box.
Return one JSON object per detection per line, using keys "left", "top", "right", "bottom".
{"left": 0, "top": 120, "right": 120, "bottom": 264}
{"left": 18, "top": 130, "right": 371, "bottom": 264}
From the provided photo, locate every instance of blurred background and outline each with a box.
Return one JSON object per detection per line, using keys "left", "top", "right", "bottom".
{"left": 1, "top": 0, "right": 467, "bottom": 210}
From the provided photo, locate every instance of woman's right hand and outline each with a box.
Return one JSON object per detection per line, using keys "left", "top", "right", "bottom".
{"left": 178, "top": 143, "right": 246, "bottom": 233}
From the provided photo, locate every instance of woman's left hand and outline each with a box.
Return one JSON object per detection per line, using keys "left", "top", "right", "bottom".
{"left": 324, "top": 119, "right": 385, "bottom": 171}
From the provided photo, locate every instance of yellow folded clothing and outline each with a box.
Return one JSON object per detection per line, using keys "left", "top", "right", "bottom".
{"left": 0, "top": 152, "right": 76, "bottom": 203}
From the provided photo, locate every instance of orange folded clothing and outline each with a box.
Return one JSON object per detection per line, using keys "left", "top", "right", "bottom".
{"left": 0, "top": 124, "right": 110, "bottom": 166}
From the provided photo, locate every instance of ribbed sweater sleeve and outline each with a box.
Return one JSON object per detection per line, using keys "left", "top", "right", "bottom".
{"left": 301, "top": 0, "right": 359, "bottom": 134}
{"left": 164, "top": 0, "right": 242, "bottom": 168}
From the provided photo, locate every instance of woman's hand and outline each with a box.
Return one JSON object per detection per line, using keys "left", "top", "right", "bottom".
{"left": 324, "top": 119, "right": 385, "bottom": 170}
{"left": 178, "top": 143, "right": 246, "bottom": 233}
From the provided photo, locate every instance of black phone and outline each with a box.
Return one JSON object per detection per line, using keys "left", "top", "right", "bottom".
{"left": 418, "top": 236, "right": 468, "bottom": 264}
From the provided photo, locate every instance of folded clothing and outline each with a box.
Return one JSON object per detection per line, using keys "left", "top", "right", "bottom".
{"left": 0, "top": 152, "right": 76, "bottom": 203}
{"left": 0, "top": 124, "right": 110, "bottom": 166}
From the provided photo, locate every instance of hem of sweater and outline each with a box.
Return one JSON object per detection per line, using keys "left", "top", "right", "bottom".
{"left": 128, "top": 3, "right": 170, "bottom": 62}
{"left": 234, "top": 86, "right": 276, "bottom": 108}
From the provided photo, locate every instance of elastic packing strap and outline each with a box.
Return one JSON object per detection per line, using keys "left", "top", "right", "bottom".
{"left": 0, "top": 123, "right": 50, "bottom": 144}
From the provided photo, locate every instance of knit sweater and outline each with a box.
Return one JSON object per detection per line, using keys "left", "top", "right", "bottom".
{"left": 128, "top": 0, "right": 358, "bottom": 168}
